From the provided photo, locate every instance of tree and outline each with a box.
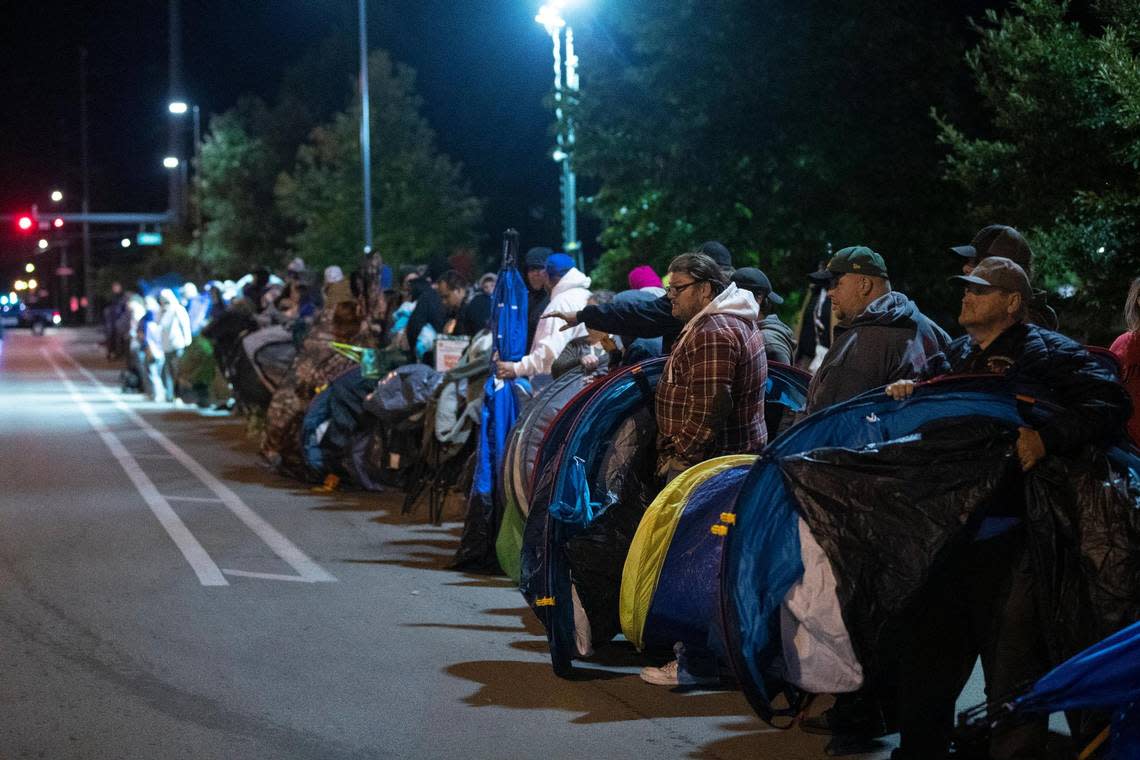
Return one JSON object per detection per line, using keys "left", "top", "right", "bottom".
{"left": 195, "top": 37, "right": 357, "bottom": 275}
{"left": 572, "top": 0, "right": 984, "bottom": 316}
{"left": 276, "top": 50, "right": 483, "bottom": 272}
{"left": 197, "top": 97, "right": 284, "bottom": 275}
{"left": 937, "top": 0, "right": 1140, "bottom": 341}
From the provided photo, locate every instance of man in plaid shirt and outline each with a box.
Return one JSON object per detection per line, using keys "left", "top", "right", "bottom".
{"left": 654, "top": 252, "right": 768, "bottom": 483}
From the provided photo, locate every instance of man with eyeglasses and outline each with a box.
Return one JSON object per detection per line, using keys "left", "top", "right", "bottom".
{"left": 803, "top": 246, "right": 949, "bottom": 415}
{"left": 883, "top": 257, "right": 1128, "bottom": 760}
{"left": 639, "top": 251, "right": 767, "bottom": 689}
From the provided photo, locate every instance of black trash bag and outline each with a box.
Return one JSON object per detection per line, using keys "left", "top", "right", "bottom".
{"left": 562, "top": 406, "right": 658, "bottom": 645}
{"left": 1024, "top": 447, "right": 1140, "bottom": 666}
{"left": 779, "top": 420, "right": 1018, "bottom": 691}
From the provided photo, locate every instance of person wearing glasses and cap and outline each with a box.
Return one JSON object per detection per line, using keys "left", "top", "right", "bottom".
{"left": 949, "top": 224, "right": 1058, "bottom": 329}
{"left": 884, "top": 257, "right": 1129, "bottom": 760}
{"left": 804, "top": 246, "right": 950, "bottom": 414}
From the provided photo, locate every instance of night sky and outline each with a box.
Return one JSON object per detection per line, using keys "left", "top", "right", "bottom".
{"left": 0, "top": 0, "right": 575, "bottom": 272}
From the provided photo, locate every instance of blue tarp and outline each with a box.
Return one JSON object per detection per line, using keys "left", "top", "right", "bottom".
{"left": 1015, "top": 619, "right": 1140, "bottom": 758}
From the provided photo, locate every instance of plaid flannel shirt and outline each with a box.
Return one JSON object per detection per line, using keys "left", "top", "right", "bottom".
{"left": 656, "top": 312, "right": 768, "bottom": 467}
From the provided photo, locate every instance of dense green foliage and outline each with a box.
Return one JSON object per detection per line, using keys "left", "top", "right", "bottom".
{"left": 938, "top": 0, "right": 1140, "bottom": 341}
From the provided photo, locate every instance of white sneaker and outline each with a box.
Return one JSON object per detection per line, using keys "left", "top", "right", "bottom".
{"left": 639, "top": 659, "right": 721, "bottom": 688}
{"left": 639, "top": 660, "right": 681, "bottom": 686}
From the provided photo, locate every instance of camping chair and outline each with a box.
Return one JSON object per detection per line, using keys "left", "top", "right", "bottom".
{"left": 403, "top": 331, "right": 493, "bottom": 524}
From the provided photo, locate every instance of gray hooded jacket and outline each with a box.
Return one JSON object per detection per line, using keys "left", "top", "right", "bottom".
{"left": 805, "top": 291, "right": 950, "bottom": 413}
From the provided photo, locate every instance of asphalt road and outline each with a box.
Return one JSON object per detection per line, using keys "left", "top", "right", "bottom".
{"left": 0, "top": 328, "right": 1010, "bottom": 759}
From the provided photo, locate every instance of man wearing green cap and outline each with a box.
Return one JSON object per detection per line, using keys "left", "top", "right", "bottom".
{"left": 804, "top": 246, "right": 949, "bottom": 413}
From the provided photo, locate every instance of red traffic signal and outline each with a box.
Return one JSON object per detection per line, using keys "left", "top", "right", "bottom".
{"left": 52, "top": 217, "right": 64, "bottom": 228}
{"left": 16, "top": 215, "right": 34, "bottom": 232}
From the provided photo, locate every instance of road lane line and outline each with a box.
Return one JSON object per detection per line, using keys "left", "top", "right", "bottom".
{"left": 42, "top": 350, "right": 228, "bottom": 587}
{"left": 164, "top": 495, "right": 225, "bottom": 503}
{"left": 222, "top": 569, "right": 317, "bottom": 582}
{"left": 60, "top": 353, "right": 337, "bottom": 584}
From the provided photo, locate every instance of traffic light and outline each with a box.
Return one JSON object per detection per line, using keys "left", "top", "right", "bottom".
{"left": 15, "top": 214, "right": 33, "bottom": 233}
{"left": 52, "top": 217, "right": 64, "bottom": 229}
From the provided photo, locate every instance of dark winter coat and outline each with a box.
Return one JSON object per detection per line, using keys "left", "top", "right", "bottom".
{"left": 404, "top": 280, "right": 448, "bottom": 362}
{"left": 923, "top": 322, "right": 1131, "bottom": 455}
{"left": 805, "top": 291, "right": 950, "bottom": 413}
{"left": 527, "top": 287, "right": 549, "bottom": 351}
{"left": 578, "top": 294, "right": 682, "bottom": 353}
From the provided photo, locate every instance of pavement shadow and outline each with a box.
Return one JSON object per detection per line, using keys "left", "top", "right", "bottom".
{"left": 446, "top": 660, "right": 757, "bottom": 724}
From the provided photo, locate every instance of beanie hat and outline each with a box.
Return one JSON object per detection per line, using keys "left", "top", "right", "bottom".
{"left": 525, "top": 246, "right": 553, "bottom": 270}
{"left": 323, "top": 265, "right": 345, "bottom": 284}
{"left": 545, "top": 253, "right": 575, "bottom": 278}
{"left": 627, "top": 265, "right": 663, "bottom": 291}
{"left": 698, "top": 241, "right": 733, "bottom": 269}
{"left": 287, "top": 257, "right": 306, "bottom": 274}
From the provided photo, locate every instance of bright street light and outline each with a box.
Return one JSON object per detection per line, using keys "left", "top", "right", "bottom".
{"left": 50, "top": 190, "right": 63, "bottom": 203}
{"left": 121, "top": 238, "right": 132, "bottom": 248}
{"left": 163, "top": 156, "right": 180, "bottom": 169}
{"left": 14, "top": 280, "right": 27, "bottom": 291}
{"left": 168, "top": 101, "right": 189, "bottom": 115}
{"left": 37, "top": 239, "right": 49, "bottom": 250}
{"left": 27, "top": 279, "right": 37, "bottom": 290}
{"left": 25, "top": 263, "right": 34, "bottom": 273}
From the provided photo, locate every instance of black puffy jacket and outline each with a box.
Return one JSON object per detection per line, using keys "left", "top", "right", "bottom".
{"left": 926, "top": 322, "right": 1131, "bottom": 455}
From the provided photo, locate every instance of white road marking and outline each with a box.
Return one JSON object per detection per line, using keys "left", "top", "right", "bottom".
{"left": 58, "top": 352, "right": 336, "bottom": 584}
{"left": 42, "top": 351, "right": 229, "bottom": 587}
{"left": 222, "top": 569, "right": 317, "bottom": 582}
{"left": 164, "top": 495, "right": 225, "bottom": 503}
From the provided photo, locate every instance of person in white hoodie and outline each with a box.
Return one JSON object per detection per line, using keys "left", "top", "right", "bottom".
{"left": 494, "top": 253, "right": 591, "bottom": 379}
{"left": 158, "top": 288, "right": 193, "bottom": 404}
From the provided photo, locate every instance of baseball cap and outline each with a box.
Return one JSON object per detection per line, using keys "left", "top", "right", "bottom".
{"left": 826, "top": 246, "right": 889, "bottom": 279}
{"left": 525, "top": 246, "right": 553, "bottom": 270}
{"left": 545, "top": 253, "right": 574, "bottom": 278}
{"left": 731, "top": 267, "right": 784, "bottom": 304}
{"left": 698, "top": 241, "right": 733, "bottom": 269}
{"left": 949, "top": 256, "right": 1031, "bottom": 300}
{"left": 950, "top": 225, "right": 1032, "bottom": 271}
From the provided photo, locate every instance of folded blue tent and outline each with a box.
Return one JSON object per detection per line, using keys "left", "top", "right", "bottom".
{"left": 721, "top": 376, "right": 1140, "bottom": 725}
{"left": 521, "top": 360, "right": 811, "bottom": 676}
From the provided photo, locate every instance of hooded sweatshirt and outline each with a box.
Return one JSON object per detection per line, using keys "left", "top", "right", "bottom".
{"left": 507, "top": 266, "right": 592, "bottom": 377}
{"left": 657, "top": 283, "right": 768, "bottom": 466}
{"left": 805, "top": 290, "right": 950, "bottom": 413}
{"left": 760, "top": 314, "right": 796, "bottom": 365}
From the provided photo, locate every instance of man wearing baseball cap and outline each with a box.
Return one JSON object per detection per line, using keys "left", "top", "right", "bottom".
{"left": 885, "top": 257, "right": 1130, "bottom": 760}
{"left": 949, "top": 224, "right": 1058, "bottom": 329}
{"left": 731, "top": 267, "right": 795, "bottom": 364}
{"left": 803, "top": 246, "right": 949, "bottom": 413}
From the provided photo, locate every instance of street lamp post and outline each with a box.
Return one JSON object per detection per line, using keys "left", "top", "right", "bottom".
{"left": 168, "top": 101, "right": 203, "bottom": 261}
{"left": 536, "top": 2, "right": 583, "bottom": 271}
{"left": 358, "top": 0, "right": 374, "bottom": 256}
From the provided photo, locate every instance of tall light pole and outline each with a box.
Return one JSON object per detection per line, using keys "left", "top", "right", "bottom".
{"left": 168, "top": 0, "right": 186, "bottom": 225}
{"left": 358, "top": 0, "right": 374, "bottom": 256}
{"left": 171, "top": 101, "right": 204, "bottom": 261}
{"left": 536, "top": 2, "right": 582, "bottom": 271}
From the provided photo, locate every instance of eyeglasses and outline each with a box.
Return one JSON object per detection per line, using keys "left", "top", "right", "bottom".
{"left": 666, "top": 280, "right": 702, "bottom": 297}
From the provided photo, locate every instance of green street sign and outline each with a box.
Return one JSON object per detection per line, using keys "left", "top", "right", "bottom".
{"left": 136, "top": 232, "right": 163, "bottom": 246}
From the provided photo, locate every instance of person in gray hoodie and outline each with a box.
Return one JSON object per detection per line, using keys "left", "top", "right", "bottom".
{"left": 731, "top": 267, "right": 796, "bottom": 364}
{"left": 804, "top": 246, "right": 950, "bottom": 414}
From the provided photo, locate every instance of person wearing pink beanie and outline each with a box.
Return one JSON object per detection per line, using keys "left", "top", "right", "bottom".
{"left": 627, "top": 265, "right": 664, "bottom": 293}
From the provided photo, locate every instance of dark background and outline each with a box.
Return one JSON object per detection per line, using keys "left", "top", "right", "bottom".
{"left": 0, "top": 0, "right": 573, "bottom": 273}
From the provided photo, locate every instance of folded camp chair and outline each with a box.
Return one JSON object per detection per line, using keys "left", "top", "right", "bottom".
{"left": 403, "top": 330, "right": 493, "bottom": 523}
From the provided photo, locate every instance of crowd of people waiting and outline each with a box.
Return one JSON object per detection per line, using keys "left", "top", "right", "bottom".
{"left": 96, "top": 223, "right": 1140, "bottom": 760}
